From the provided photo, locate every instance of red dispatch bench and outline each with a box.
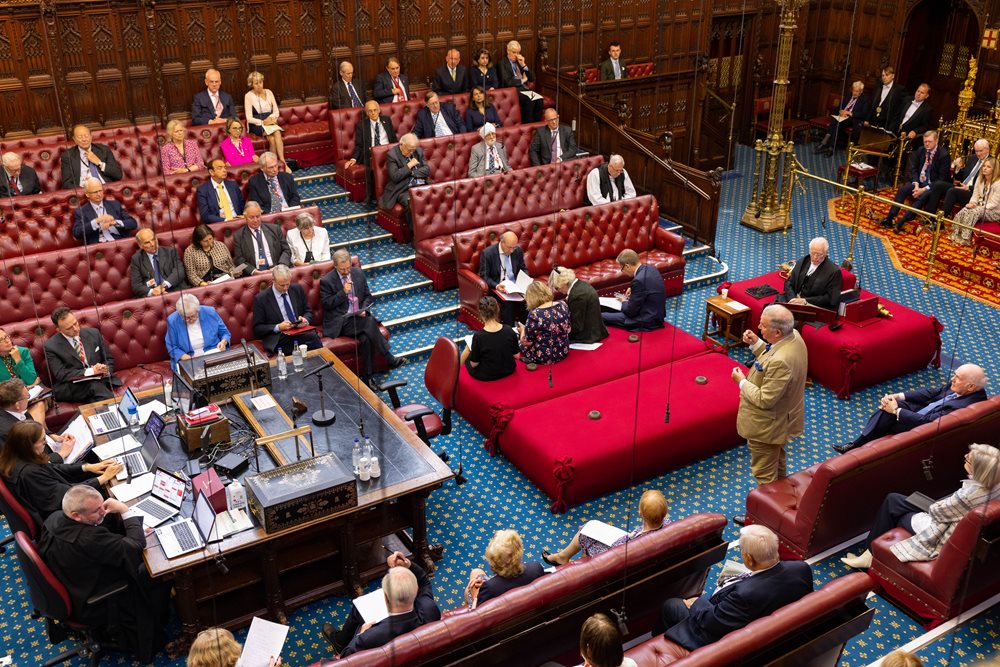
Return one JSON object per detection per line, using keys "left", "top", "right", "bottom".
{"left": 871, "top": 497, "right": 1000, "bottom": 627}
{"left": 0, "top": 207, "right": 322, "bottom": 319}
{"left": 725, "top": 272, "right": 942, "bottom": 398}
{"left": 624, "top": 573, "right": 874, "bottom": 667}
{"left": 411, "top": 156, "right": 603, "bottom": 290}
{"left": 745, "top": 395, "right": 1000, "bottom": 559}
{"left": 316, "top": 513, "right": 729, "bottom": 667}
{"left": 454, "top": 194, "right": 685, "bottom": 328}
{"left": 370, "top": 121, "right": 545, "bottom": 243}
{"left": 3, "top": 259, "right": 389, "bottom": 431}
{"left": 330, "top": 87, "right": 525, "bottom": 201}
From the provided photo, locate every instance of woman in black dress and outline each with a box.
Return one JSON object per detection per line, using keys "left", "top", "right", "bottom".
{"left": 461, "top": 296, "right": 519, "bottom": 381}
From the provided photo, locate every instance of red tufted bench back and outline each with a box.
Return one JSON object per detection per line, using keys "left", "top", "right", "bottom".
{"left": 578, "top": 62, "right": 656, "bottom": 83}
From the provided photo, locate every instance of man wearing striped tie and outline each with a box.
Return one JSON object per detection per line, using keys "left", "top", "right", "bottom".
{"left": 922, "top": 138, "right": 992, "bottom": 220}
{"left": 815, "top": 80, "right": 870, "bottom": 156}
{"left": 191, "top": 68, "right": 235, "bottom": 126}
{"left": 43, "top": 307, "right": 118, "bottom": 403}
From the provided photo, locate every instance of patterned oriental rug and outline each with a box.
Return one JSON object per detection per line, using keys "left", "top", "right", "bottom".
{"left": 828, "top": 190, "right": 1000, "bottom": 309}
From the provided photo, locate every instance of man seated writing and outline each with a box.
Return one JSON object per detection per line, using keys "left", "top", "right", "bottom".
{"left": 601, "top": 249, "right": 665, "bottom": 331}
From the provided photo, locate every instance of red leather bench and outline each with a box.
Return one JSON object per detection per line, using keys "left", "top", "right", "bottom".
{"left": 870, "top": 497, "right": 1000, "bottom": 627}
{"left": 330, "top": 87, "right": 525, "bottom": 201}
{"left": 410, "top": 155, "right": 603, "bottom": 290}
{"left": 579, "top": 61, "right": 656, "bottom": 83}
{"left": 725, "top": 272, "right": 942, "bottom": 398}
{"left": 623, "top": 573, "right": 874, "bottom": 666}
{"left": 454, "top": 194, "right": 685, "bottom": 328}
{"left": 316, "top": 512, "right": 729, "bottom": 667}
{"left": 745, "top": 395, "right": 1000, "bottom": 559}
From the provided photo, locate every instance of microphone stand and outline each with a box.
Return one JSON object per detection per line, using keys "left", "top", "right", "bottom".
{"left": 303, "top": 360, "right": 336, "bottom": 426}
{"left": 137, "top": 363, "right": 172, "bottom": 416}
{"left": 240, "top": 338, "right": 258, "bottom": 398}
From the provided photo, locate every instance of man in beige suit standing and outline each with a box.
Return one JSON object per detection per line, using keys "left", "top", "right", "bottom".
{"left": 730, "top": 304, "right": 808, "bottom": 515}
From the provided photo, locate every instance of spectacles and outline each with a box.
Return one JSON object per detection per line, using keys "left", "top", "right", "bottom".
{"left": 0, "top": 333, "right": 10, "bottom": 341}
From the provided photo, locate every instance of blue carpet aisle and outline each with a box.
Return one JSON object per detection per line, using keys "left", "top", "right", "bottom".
{"left": 0, "top": 144, "right": 997, "bottom": 665}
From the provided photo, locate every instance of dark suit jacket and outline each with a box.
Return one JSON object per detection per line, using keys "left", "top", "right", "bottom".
{"left": 780, "top": 256, "right": 843, "bottom": 310}
{"left": 478, "top": 243, "right": 526, "bottom": 290}
{"left": 897, "top": 99, "right": 933, "bottom": 136}
{"left": 897, "top": 384, "right": 988, "bottom": 431}
{"left": 246, "top": 171, "right": 301, "bottom": 212}
{"left": 191, "top": 89, "right": 236, "bottom": 126}
{"left": 60, "top": 144, "right": 123, "bottom": 190}
{"left": 567, "top": 279, "right": 609, "bottom": 343}
{"left": 598, "top": 59, "right": 628, "bottom": 81}
{"left": 1, "top": 166, "right": 42, "bottom": 196}
{"left": 42, "top": 327, "right": 116, "bottom": 399}
{"left": 196, "top": 178, "right": 245, "bottom": 223}
{"left": 834, "top": 93, "right": 871, "bottom": 133}
{"left": 620, "top": 264, "right": 666, "bottom": 331}
{"left": 72, "top": 198, "right": 138, "bottom": 244}
{"left": 529, "top": 124, "right": 578, "bottom": 166}
{"left": 340, "top": 562, "right": 441, "bottom": 658}
{"left": 868, "top": 83, "right": 907, "bottom": 129}
{"left": 666, "top": 560, "right": 813, "bottom": 650}
{"left": 432, "top": 64, "right": 469, "bottom": 95}
{"left": 379, "top": 146, "right": 431, "bottom": 210}
{"left": 351, "top": 115, "right": 398, "bottom": 164}
{"left": 319, "top": 267, "right": 375, "bottom": 338}
{"left": 476, "top": 561, "right": 544, "bottom": 606}
{"left": 954, "top": 153, "right": 984, "bottom": 185}
{"left": 252, "top": 284, "right": 314, "bottom": 353}
{"left": 129, "top": 245, "right": 186, "bottom": 297}
{"left": 332, "top": 78, "right": 368, "bottom": 108}
{"left": 496, "top": 57, "right": 535, "bottom": 90}
{"left": 233, "top": 223, "right": 291, "bottom": 272}
{"left": 413, "top": 103, "right": 466, "bottom": 139}
{"left": 905, "top": 145, "right": 950, "bottom": 186}
{"left": 373, "top": 72, "right": 411, "bottom": 104}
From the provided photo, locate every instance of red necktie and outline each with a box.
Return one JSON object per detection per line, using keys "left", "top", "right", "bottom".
{"left": 394, "top": 78, "right": 407, "bottom": 101}
{"left": 7, "top": 176, "right": 18, "bottom": 195}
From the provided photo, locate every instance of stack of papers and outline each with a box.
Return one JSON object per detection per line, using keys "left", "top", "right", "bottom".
{"left": 240, "top": 617, "right": 289, "bottom": 667}
{"left": 598, "top": 297, "right": 623, "bottom": 311}
{"left": 110, "top": 474, "right": 155, "bottom": 502}
{"left": 497, "top": 270, "right": 533, "bottom": 301}
{"left": 60, "top": 415, "right": 95, "bottom": 464}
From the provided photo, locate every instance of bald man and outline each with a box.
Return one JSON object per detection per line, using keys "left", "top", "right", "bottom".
{"left": 72, "top": 177, "right": 137, "bottom": 244}
{"left": 332, "top": 61, "right": 368, "bottom": 109}
{"left": 192, "top": 68, "right": 235, "bottom": 125}
{"left": 129, "top": 229, "right": 186, "bottom": 297}
{"left": 479, "top": 231, "right": 527, "bottom": 325}
{"left": 432, "top": 49, "right": 468, "bottom": 96}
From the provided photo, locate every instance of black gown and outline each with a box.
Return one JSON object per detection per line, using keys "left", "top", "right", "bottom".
{"left": 5, "top": 460, "right": 99, "bottom": 526}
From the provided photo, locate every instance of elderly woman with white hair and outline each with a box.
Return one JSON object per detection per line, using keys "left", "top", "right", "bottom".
{"left": 549, "top": 266, "right": 608, "bottom": 344}
{"left": 164, "top": 293, "right": 231, "bottom": 371}
{"left": 244, "top": 71, "right": 290, "bottom": 168}
{"left": 468, "top": 122, "right": 512, "bottom": 177}
{"left": 286, "top": 212, "right": 331, "bottom": 266}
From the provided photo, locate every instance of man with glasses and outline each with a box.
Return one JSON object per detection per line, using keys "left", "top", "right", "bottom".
{"left": 71, "top": 177, "right": 137, "bottom": 245}
{"left": 332, "top": 61, "right": 368, "bottom": 109}
{"left": 233, "top": 200, "right": 291, "bottom": 275}
{"left": 0, "top": 378, "right": 74, "bottom": 459}
{"left": 413, "top": 91, "right": 466, "bottom": 139}
{"left": 247, "top": 152, "right": 301, "bottom": 214}
{"left": 834, "top": 363, "right": 988, "bottom": 454}
{"left": 529, "top": 108, "right": 578, "bottom": 166}
{"left": 43, "top": 306, "right": 117, "bottom": 403}
{"left": 478, "top": 231, "right": 526, "bottom": 325}
{"left": 252, "top": 264, "right": 323, "bottom": 355}
{"left": 1, "top": 152, "right": 42, "bottom": 196}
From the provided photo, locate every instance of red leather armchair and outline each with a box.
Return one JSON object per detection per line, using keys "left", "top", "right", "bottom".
{"left": 454, "top": 194, "right": 686, "bottom": 327}
{"left": 746, "top": 395, "right": 1000, "bottom": 559}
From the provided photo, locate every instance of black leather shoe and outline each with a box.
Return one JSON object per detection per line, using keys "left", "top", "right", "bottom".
{"left": 878, "top": 217, "right": 894, "bottom": 228}
{"left": 832, "top": 442, "right": 856, "bottom": 454}
{"left": 541, "top": 549, "right": 559, "bottom": 566}
{"left": 321, "top": 622, "right": 345, "bottom": 654}
{"left": 732, "top": 515, "right": 746, "bottom": 526}
{"left": 388, "top": 356, "right": 406, "bottom": 369}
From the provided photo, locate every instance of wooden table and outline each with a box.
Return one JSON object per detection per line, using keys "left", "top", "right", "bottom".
{"left": 703, "top": 294, "right": 750, "bottom": 350}
{"left": 82, "top": 349, "right": 452, "bottom": 651}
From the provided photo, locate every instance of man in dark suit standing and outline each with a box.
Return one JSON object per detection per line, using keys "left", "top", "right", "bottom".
{"left": 833, "top": 363, "right": 988, "bottom": 454}
{"left": 815, "top": 81, "right": 870, "bottom": 155}
{"left": 233, "top": 201, "right": 291, "bottom": 275}
{"left": 322, "top": 550, "right": 441, "bottom": 657}
{"left": 602, "top": 249, "right": 665, "bottom": 331}
{"left": 320, "top": 250, "right": 404, "bottom": 387}
{"left": 373, "top": 57, "right": 411, "bottom": 104}
{"left": 878, "top": 130, "right": 950, "bottom": 233}
{"left": 345, "top": 101, "right": 397, "bottom": 204}
{"left": 191, "top": 68, "right": 235, "bottom": 126}
{"left": 865, "top": 66, "right": 907, "bottom": 131}
{"left": 332, "top": 61, "right": 367, "bottom": 109}
{"left": 598, "top": 42, "right": 628, "bottom": 81}
{"left": 497, "top": 40, "right": 544, "bottom": 122}
{"left": 247, "top": 152, "right": 301, "bottom": 213}
{"left": 379, "top": 134, "right": 430, "bottom": 213}
{"left": 252, "top": 264, "right": 323, "bottom": 355}
{"left": 529, "top": 108, "right": 578, "bottom": 165}
{"left": 72, "top": 178, "right": 138, "bottom": 245}
{"left": 1, "top": 152, "right": 42, "bottom": 196}
{"left": 479, "top": 231, "right": 527, "bottom": 325}
{"left": 129, "top": 229, "right": 185, "bottom": 297}
{"left": 413, "top": 91, "right": 466, "bottom": 139}
{"left": 777, "top": 237, "right": 843, "bottom": 310}
{"left": 895, "top": 83, "right": 934, "bottom": 143}
{"left": 43, "top": 306, "right": 117, "bottom": 403}
{"left": 60, "top": 124, "right": 123, "bottom": 190}
{"left": 431, "top": 49, "right": 468, "bottom": 96}
{"left": 653, "top": 525, "right": 813, "bottom": 650}
{"left": 197, "top": 158, "right": 245, "bottom": 223}
{"left": 924, "top": 138, "right": 992, "bottom": 218}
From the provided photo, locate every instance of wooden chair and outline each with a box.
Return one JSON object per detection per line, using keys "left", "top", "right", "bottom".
{"left": 753, "top": 91, "right": 810, "bottom": 142}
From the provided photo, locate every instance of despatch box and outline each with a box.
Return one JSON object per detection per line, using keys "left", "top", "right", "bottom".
{"left": 245, "top": 453, "right": 357, "bottom": 533}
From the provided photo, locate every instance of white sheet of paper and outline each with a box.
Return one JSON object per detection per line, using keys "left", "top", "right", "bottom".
{"left": 240, "top": 617, "right": 289, "bottom": 667}
{"left": 352, "top": 587, "right": 390, "bottom": 625}
{"left": 138, "top": 400, "right": 167, "bottom": 422}
{"left": 60, "top": 415, "right": 95, "bottom": 464}
{"left": 598, "top": 297, "right": 623, "bottom": 311}
{"left": 464, "top": 334, "right": 474, "bottom": 349}
{"left": 830, "top": 114, "right": 847, "bottom": 123}
{"left": 93, "top": 434, "right": 142, "bottom": 461}
{"left": 569, "top": 342, "right": 603, "bottom": 351}
{"left": 579, "top": 519, "right": 628, "bottom": 547}
{"left": 193, "top": 347, "right": 221, "bottom": 359}
{"left": 725, "top": 300, "right": 750, "bottom": 312}
{"left": 28, "top": 385, "right": 44, "bottom": 400}
{"left": 210, "top": 274, "right": 233, "bottom": 284}
{"left": 251, "top": 394, "right": 276, "bottom": 411}
{"left": 850, "top": 162, "right": 870, "bottom": 170}
{"left": 110, "top": 473, "right": 155, "bottom": 502}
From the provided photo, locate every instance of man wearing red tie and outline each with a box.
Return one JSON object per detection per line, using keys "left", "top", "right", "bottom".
{"left": 43, "top": 307, "right": 118, "bottom": 403}
{"left": 0, "top": 152, "right": 42, "bottom": 196}
{"left": 878, "top": 130, "right": 950, "bottom": 234}
{"left": 374, "top": 57, "right": 410, "bottom": 104}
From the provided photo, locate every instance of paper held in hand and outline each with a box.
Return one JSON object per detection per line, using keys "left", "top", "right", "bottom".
{"left": 353, "top": 587, "right": 390, "bottom": 625}
{"left": 240, "top": 616, "right": 289, "bottom": 667}
{"left": 579, "top": 519, "right": 628, "bottom": 547}
{"left": 598, "top": 296, "right": 623, "bottom": 311}
{"left": 499, "top": 270, "right": 533, "bottom": 295}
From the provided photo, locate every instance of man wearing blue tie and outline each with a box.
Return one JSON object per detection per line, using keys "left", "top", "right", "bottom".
{"left": 834, "top": 363, "right": 988, "bottom": 453}
{"left": 332, "top": 61, "right": 367, "bottom": 109}
{"left": 71, "top": 178, "right": 138, "bottom": 245}
{"left": 233, "top": 201, "right": 291, "bottom": 275}
{"left": 252, "top": 264, "right": 323, "bottom": 355}
{"left": 598, "top": 42, "right": 628, "bottom": 81}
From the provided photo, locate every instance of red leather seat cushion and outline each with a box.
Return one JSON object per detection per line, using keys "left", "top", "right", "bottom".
{"left": 394, "top": 404, "right": 444, "bottom": 438}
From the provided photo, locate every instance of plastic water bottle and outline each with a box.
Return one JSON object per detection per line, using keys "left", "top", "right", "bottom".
{"left": 365, "top": 436, "right": 380, "bottom": 479}
{"left": 127, "top": 403, "right": 140, "bottom": 438}
{"left": 358, "top": 450, "right": 371, "bottom": 481}
{"left": 292, "top": 345, "right": 304, "bottom": 372}
{"left": 277, "top": 352, "right": 288, "bottom": 380}
{"left": 351, "top": 438, "right": 361, "bottom": 476}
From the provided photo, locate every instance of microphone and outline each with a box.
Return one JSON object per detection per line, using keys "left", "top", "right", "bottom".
{"left": 548, "top": 364, "right": 553, "bottom": 388}
{"left": 303, "top": 359, "right": 333, "bottom": 379}
{"left": 610, "top": 607, "right": 629, "bottom": 637}
{"left": 214, "top": 553, "right": 229, "bottom": 575}
{"left": 137, "top": 363, "right": 169, "bottom": 411}
{"left": 922, "top": 456, "right": 934, "bottom": 481}
{"left": 664, "top": 405, "right": 670, "bottom": 423}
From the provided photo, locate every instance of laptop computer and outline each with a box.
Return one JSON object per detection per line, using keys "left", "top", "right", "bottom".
{"left": 155, "top": 491, "right": 220, "bottom": 558}
{"left": 87, "top": 386, "right": 140, "bottom": 435}
{"left": 114, "top": 411, "right": 165, "bottom": 482}
{"left": 130, "top": 467, "right": 187, "bottom": 528}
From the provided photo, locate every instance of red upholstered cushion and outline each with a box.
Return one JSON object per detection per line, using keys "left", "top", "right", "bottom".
{"left": 394, "top": 404, "right": 444, "bottom": 438}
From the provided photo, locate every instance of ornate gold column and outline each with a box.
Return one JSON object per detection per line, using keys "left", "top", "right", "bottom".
{"left": 742, "top": 0, "right": 806, "bottom": 233}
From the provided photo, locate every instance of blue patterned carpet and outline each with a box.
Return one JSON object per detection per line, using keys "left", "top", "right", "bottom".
{"left": 1, "top": 145, "right": 998, "bottom": 665}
